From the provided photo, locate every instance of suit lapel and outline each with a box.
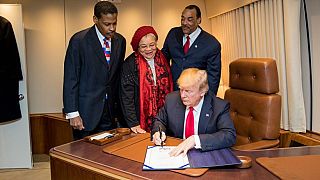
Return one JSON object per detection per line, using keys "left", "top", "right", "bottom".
{"left": 174, "top": 97, "right": 186, "bottom": 138}
{"left": 198, "top": 94, "right": 214, "bottom": 134}
{"left": 109, "top": 35, "right": 119, "bottom": 74}
{"left": 187, "top": 28, "right": 204, "bottom": 55}
{"left": 87, "top": 26, "right": 109, "bottom": 69}
{"left": 188, "top": 32, "right": 201, "bottom": 54}
{"left": 176, "top": 28, "right": 184, "bottom": 52}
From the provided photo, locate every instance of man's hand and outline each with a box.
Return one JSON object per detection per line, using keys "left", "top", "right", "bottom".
{"left": 169, "top": 135, "right": 195, "bottom": 157}
{"left": 69, "top": 116, "right": 85, "bottom": 130}
{"left": 130, "top": 125, "right": 146, "bottom": 134}
{"left": 152, "top": 131, "right": 166, "bottom": 145}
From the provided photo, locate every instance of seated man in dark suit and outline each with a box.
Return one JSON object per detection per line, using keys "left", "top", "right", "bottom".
{"left": 152, "top": 68, "right": 236, "bottom": 156}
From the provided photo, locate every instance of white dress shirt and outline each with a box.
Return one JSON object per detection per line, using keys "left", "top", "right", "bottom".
{"left": 95, "top": 25, "right": 112, "bottom": 52}
{"left": 146, "top": 58, "right": 156, "bottom": 85}
{"left": 182, "top": 27, "right": 201, "bottom": 48}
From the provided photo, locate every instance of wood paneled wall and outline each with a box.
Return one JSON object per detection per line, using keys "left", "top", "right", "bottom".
{"left": 30, "top": 113, "right": 73, "bottom": 154}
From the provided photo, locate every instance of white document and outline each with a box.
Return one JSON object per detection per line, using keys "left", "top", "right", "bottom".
{"left": 143, "top": 146, "right": 190, "bottom": 170}
{"left": 89, "top": 132, "right": 113, "bottom": 140}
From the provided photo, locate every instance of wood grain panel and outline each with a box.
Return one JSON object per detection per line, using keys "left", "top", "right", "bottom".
{"left": 30, "top": 115, "right": 48, "bottom": 154}
{"left": 30, "top": 113, "right": 73, "bottom": 154}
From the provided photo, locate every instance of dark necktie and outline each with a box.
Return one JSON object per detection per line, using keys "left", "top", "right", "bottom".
{"left": 183, "top": 35, "right": 190, "bottom": 54}
{"left": 185, "top": 107, "right": 194, "bottom": 138}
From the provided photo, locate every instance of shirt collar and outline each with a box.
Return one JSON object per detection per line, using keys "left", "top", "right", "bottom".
{"left": 146, "top": 58, "right": 155, "bottom": 65}
{"left": 95, "top": 25, "right": 111, "bottom": 46}
{"left": 188, "top": 96, "right": 204, "bottom": 113}
{"left": 185, "top": 27, "right": 201, "bottom": 42}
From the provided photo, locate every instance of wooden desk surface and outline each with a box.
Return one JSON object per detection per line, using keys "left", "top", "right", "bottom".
{"left": 50, "top": 134, "right": 320, "bottom": 180}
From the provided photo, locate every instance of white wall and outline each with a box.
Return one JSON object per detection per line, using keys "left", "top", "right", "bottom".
{"left": 23, "top": 0, "right": 66, "bottom": 113}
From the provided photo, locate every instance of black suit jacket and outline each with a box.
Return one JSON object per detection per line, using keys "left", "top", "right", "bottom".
{"left": 63, "top": 25, "right": 126, "bottom": 131}
{"left": 152, "top": 91, "right": 236, "bottom": 151}
{"left": 162, "top": 27, "right": 221, "bottom": 94}
{"left": 0, "top": 16, "right": 23, "bottom": 122}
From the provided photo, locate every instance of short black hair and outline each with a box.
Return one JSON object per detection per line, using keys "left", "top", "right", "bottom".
{"left": 185, "top": 5, "right": 201, "bottom": 19}
{"left": 94, "top": 1, "right": 118, "bottom": 19}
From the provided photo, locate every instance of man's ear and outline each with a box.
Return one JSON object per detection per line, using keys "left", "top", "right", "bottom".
{"left": 93, "top": 16, "right": 98, "bottom": 24}
{"left": 197, "top": 17, "right": 201, "bottom": 24}
{"left": 200, "top": 90, "right": 206, "bottom": 97}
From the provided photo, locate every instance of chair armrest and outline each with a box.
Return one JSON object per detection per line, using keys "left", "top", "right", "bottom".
{"left": 232, "top": 140, "right": 279, "bottom": 150}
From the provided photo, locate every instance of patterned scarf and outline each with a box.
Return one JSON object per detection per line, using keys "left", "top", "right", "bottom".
{"left": 136, "top": 49, "right": 173, "bottom": 132}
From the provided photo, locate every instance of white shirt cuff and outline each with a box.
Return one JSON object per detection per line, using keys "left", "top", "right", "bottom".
{"left": 194, "top": 135, "right": 202, "bottom": 149}
{"left": 66, "top": 111, "right": 79, "bottom": 119}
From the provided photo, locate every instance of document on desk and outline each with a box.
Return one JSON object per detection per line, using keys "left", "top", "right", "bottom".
{"left": 143, "top": 146, "right": 190, "bottom": 170}
{"left": 143, "top": 146, "right": 241, "bottom": 170}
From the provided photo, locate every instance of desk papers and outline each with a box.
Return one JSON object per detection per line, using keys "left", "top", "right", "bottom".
{"left": 143, "top": 146, "right": 190, "bottom": 170}
{"left": 143, "top": 146, "right": 241, "bottom": 170}
{"left": 89, "top": 132, "right": 113, "bottom": 140}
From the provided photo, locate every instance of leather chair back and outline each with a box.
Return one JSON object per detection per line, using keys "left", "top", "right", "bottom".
{"left": 224, "top": 58, "right": 281, "bottom": 146}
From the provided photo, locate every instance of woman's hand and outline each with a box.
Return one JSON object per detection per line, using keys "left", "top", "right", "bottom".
{"left": 130, "top": 125, "right": 146, "bottom": 134}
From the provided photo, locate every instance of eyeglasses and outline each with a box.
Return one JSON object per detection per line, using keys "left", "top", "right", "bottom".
{"left": 139, "top": 42, "right": 157, "bottom": 51}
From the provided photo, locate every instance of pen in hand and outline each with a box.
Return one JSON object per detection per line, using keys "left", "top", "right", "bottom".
{"left": 159, "top": 126, "right": 163, "bottom": 147}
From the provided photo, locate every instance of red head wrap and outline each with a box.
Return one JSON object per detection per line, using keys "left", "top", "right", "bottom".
{"left": 130, "top": 26, "right": 158, "bottom": 52}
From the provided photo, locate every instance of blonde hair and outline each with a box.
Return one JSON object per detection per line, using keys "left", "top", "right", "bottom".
{"left": 177, "top": 68, "right": 209, "bottom": 92}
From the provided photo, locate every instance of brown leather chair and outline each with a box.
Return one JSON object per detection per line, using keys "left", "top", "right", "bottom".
{"left": 224, "top": 58, "right": 281, "bottom": 150}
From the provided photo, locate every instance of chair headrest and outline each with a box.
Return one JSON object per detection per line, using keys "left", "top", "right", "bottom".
{"left": 229, "top": 58, "right": 279, "bottom": 94}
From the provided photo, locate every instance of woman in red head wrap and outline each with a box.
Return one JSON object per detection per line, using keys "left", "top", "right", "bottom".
{"left": 120, "top": 26, "right": 173, "bottom": 133}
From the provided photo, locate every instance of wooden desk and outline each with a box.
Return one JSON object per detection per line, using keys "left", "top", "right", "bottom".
{"left": 50, "top": 134, "right": 320, "bottom": 180}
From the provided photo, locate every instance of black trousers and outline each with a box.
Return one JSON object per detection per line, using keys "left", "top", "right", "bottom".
{"left": 72, "top": 100, "right": 116, "bottom": 140}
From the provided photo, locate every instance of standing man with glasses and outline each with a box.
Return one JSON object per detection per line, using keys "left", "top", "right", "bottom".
{"left": 162, "top": 5, "right": 221, "bottom": 95}
{"left": 63, "top": 1, "right": 126, "bottom": 140}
